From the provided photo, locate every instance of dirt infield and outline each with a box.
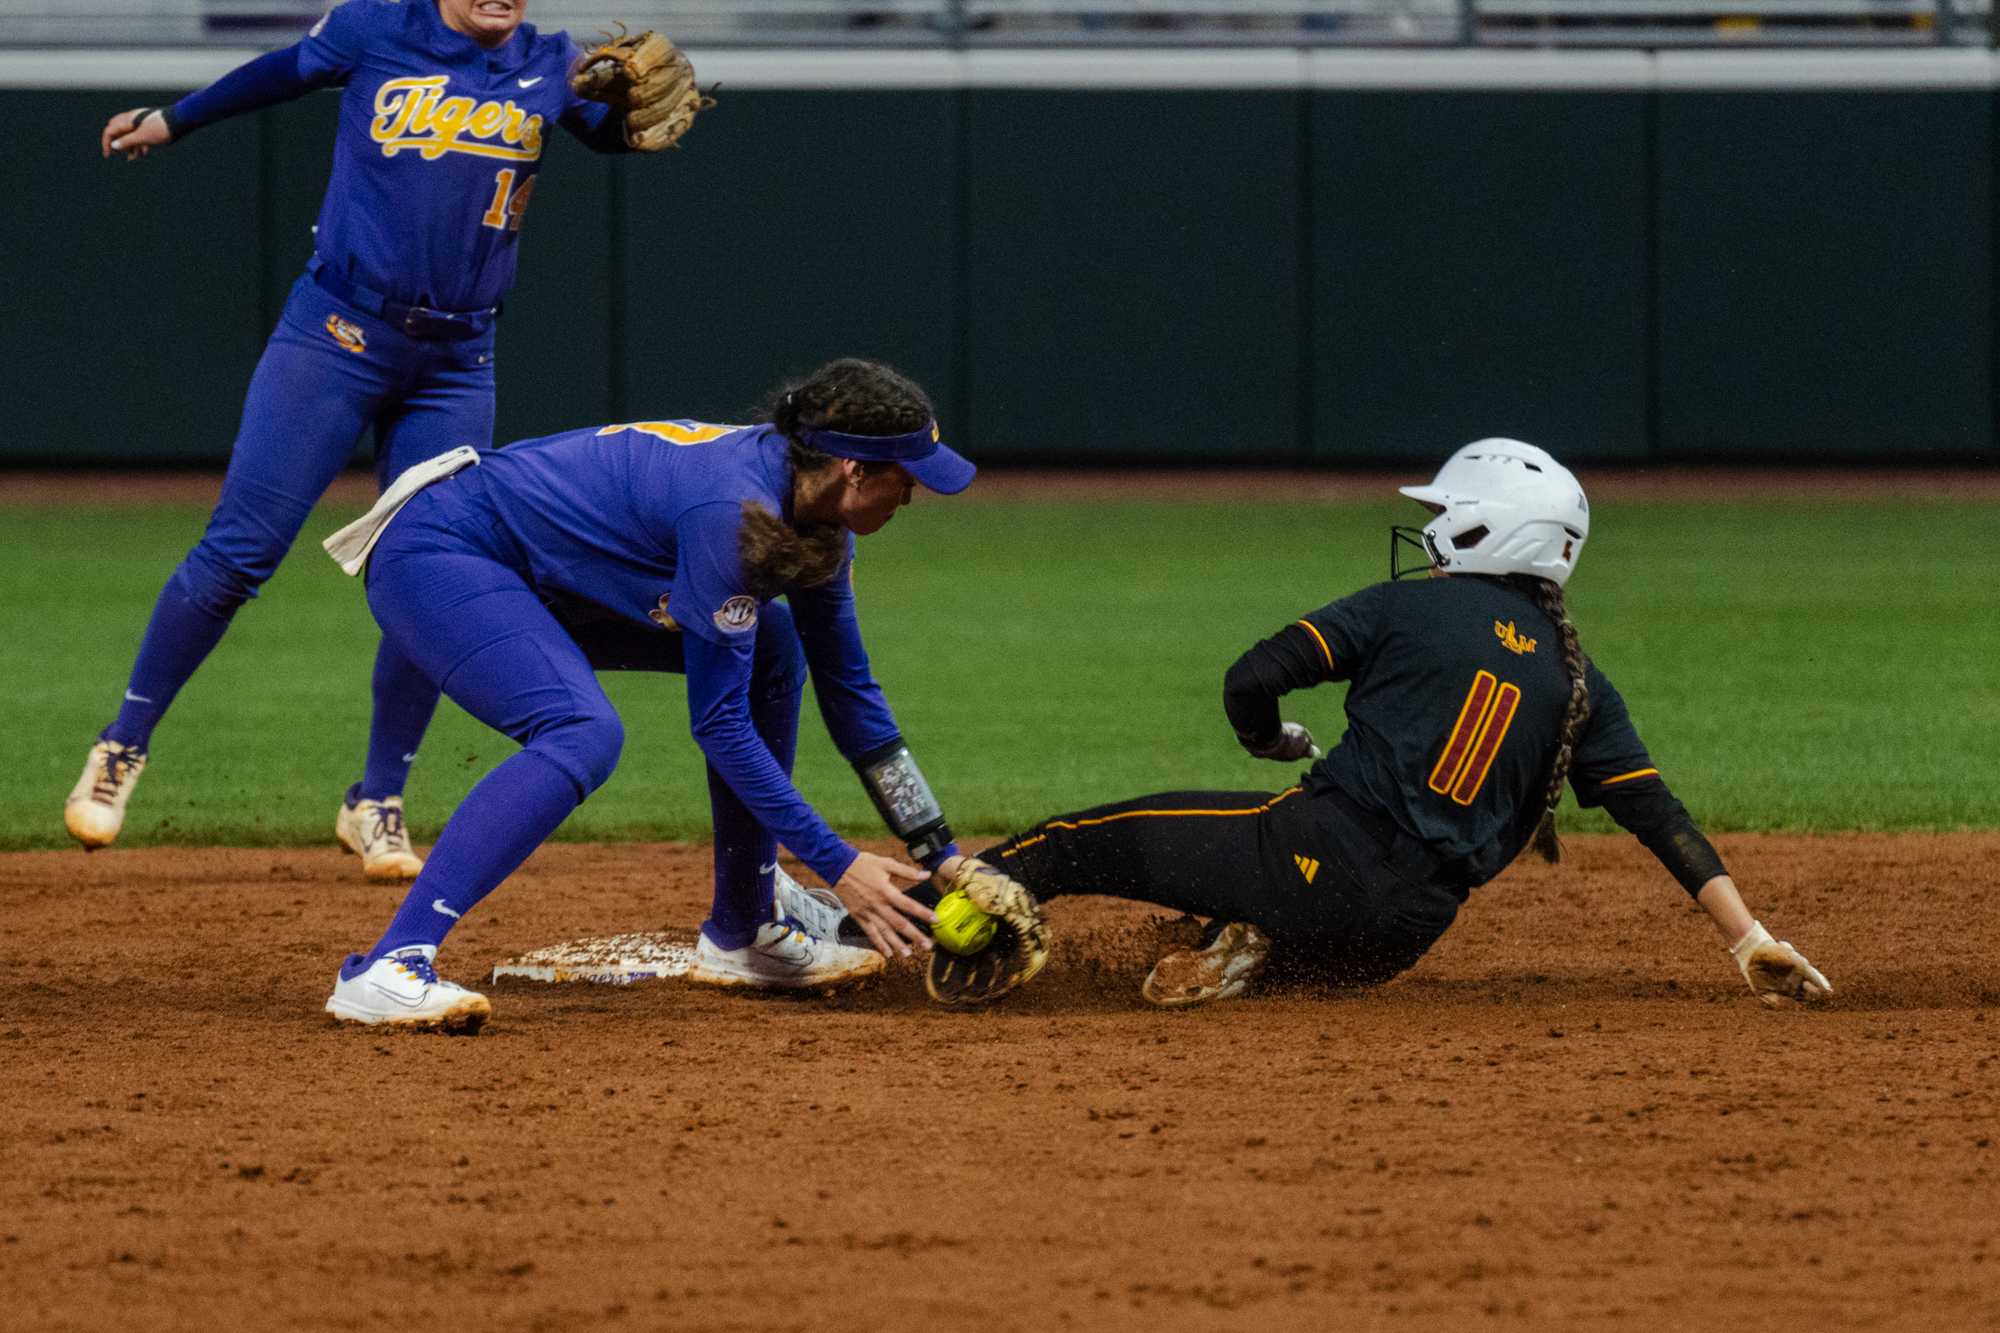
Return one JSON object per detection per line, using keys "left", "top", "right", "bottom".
{"left": 2, "top": 833, "right": 1995, "bottom": 1331}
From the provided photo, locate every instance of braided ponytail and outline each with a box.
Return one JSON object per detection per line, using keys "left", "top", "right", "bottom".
{"left": 1525, "top": 576, "right": 1589, "bottom": 863}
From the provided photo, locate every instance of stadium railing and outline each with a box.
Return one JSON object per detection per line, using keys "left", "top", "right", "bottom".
{"left": 0, "top": 0, "right": 1990, "bottom": 49}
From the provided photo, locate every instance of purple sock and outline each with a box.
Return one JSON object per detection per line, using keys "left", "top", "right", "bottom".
{"left": 103, "top": 568, "right": 236, "bottom": 750}
{"left": 357, "top": 636, "right": 442, "bottom": 801}
{"left": 366, "top": 748, "right": 581, "bottom": 961}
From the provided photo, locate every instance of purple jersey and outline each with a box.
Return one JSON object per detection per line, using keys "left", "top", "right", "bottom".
{"left": 298, "top": 0, "right": 609, "bottom": 308}
{"left": 172, "top": 0, "right": 623, "bottom": 311}
{"left": 456, "top": 419, "right": 908, "bottom": 883}
{"left": 470, "top": 420, "right": 830, "bottom": 644}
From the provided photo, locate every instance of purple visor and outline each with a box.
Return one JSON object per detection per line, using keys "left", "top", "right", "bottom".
{"left": 802, "top": 421, "right": 976, "bottom": 495}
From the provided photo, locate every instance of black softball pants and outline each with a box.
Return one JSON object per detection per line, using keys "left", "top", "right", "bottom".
{"left": 979, "top": 785, "right": 1463, "bottom": 987}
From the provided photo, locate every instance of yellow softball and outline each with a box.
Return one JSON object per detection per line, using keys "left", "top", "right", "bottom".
{"left": 932, "top": 890, "right": 997, "bottom": 955}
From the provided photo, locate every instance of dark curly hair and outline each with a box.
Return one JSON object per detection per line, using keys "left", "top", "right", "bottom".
{"left": 737, "top": 358, "right": 935, "bottom": 597}
{"left": 760, "top": 357, "right": 934, "bottom": 476}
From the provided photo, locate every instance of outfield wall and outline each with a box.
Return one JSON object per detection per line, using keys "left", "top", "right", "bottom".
{"left": 4, "top": 49, "right": 1993, "bottom": 466}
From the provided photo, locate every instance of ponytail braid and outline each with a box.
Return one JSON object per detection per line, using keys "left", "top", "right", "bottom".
{"left": 1524, "top": 576, "right": 1589, "bottom": 863}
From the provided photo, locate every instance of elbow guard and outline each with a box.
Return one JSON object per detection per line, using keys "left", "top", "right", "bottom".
{"left": 854, "top": 740, "right": 954, "bottom": 864}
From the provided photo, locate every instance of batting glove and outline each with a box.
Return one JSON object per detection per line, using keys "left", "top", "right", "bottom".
{"left": 1729, "top": 921, "right": 1833, "bottom": 1008}
{"left": 1237, "top": 722, "right": 1321, "bottom": 763}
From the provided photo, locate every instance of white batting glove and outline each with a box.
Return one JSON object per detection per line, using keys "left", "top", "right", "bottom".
{"left": 1237, "top": 722, "right": 1321, "bottom": 763}
{"left": 1728, "top": 921, "right": 1833, "bottom": 1008}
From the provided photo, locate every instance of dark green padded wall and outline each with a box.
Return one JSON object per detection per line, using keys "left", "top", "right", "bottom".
{"left": 4, "top": 86, "right": 1993, "bottom": 467}
{"left": 617, "top": 91, "right": 958, "bottom": 434}
{"left": 1312, "top": 92, "right": 1652, "bottom": 463}
{"left": 1655, "top": 91, "right": 1992, "bottom": 459}
{"left": 9, "top": 92, "right": 265, "bottom": 464}
{"left": 962, "top": 91, "right": 1304, "bottom": 461}
{"left": 259, "top": 89, "right": 619, "bottom": 451}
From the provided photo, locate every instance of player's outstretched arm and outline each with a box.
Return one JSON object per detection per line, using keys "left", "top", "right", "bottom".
{"left": 1696, "top": 874, "right": 1833, "bottom": 1008}
{"left": 99, "top": 42, "right": 335, "bottom": 163}
{"left": 101, "top": 108, "right": 172, "bottom": 159}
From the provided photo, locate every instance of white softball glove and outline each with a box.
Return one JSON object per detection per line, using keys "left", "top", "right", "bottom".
{"left": 1237, "top": 722, "right": 1322, "bottom": 763}
{"left": 1729, "top": 921, "right": 1832, "bottom": 1008}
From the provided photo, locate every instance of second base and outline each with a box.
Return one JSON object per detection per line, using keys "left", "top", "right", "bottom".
{"left": 490, "top": 931, "right": 699, "bottom": 985}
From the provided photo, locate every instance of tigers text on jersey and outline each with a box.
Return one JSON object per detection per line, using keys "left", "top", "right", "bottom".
{"left": 1298, "top": 577, "right": 1660, "bottom": 884}
{"left": 299, "top": 0, "right": 615, "bottom": 308}
{"left": 168, "top": 0, "right": 622, "bottom": 310}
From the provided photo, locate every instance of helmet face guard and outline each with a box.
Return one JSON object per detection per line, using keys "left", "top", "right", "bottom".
{"left": 1388, "top": 438, "right": 1590, "bottom": 587}
{"left": 1389, "top": 523, "right": 1438, "bottom": 581}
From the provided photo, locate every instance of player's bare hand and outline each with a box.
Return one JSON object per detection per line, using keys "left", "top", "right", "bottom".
{"left": 834, "top": 852, "right": 935, "bottom": 959}
{"left": 1729, "top": 921, "right": 1833, "bottom": 1008}
{"left": 1238, "top": 721, "right": 1321, "bottom": 763}
{"left": 102, "top": 108, "right": 171, "bottom": 160}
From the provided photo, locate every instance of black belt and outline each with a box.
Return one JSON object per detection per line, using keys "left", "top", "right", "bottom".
{"left": 310, "top": 260, "right": 498, "bottom": 342}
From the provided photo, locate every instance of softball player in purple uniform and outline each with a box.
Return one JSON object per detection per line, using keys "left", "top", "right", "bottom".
{"left": 68, "top": 0, "right": 647, "bottom": 879}
{"left": 933, "top": 441, "right": 1832, "bottom": 1011}
{"left": 322, "top": 358, "right": 973, "bottom": 1031}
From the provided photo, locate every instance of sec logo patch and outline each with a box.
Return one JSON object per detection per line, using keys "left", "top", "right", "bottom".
{"left": 325, "top": 314, "right": 367, "bottom": 355}
{"left": 712, "top": 596, "right": 758, "bottom": 634}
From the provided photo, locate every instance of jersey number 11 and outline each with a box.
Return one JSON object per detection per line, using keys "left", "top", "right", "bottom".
{"left": 1428, "top": 670, "right": 1520, "bottom": 806}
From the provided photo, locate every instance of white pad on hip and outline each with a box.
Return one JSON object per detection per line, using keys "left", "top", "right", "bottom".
{"left": 322, "top": 445, "right": 480, "bottom": 577}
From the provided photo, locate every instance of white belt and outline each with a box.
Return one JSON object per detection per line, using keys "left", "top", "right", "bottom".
{"left": 321, "top": 446, "right": 481, "bottom": 577}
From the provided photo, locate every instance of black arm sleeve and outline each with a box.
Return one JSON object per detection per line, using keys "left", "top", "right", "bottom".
{"left": 1597, "top": 784, "right": 1728, "bottom": 898}
{"left": 1569, "top": 661, "right": 1727, "bottom": 898}
{"left": 1222, "top": 623, "right": 1332, "bottom": 744}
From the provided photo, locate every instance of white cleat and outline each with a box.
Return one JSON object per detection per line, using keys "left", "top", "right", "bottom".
{"left": 335, "top": 792, "right": 425, "bottom": 881}
{"left": 64, "top": 739, "right": 148, "bottom": 849}
{"left": 1142, "top": 920, "right": 1272, "bottom": 1009}
{"left": 325, "top": 948, "right": 490, "bottom": 1033}
{"left": 773, "top": 866, "right": 849, "bottom": 942}
{"left": 688, "top": 921, "right": 884, "bottom": 992}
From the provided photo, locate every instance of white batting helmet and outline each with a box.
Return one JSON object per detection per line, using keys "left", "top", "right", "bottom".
{"left": 1393, "top": 439, "right": 1590, "bottom": 587}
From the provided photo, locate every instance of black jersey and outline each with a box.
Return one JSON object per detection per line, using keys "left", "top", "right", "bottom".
{"left": 1226, "top": 576, "right": 1686, "bottom": 891}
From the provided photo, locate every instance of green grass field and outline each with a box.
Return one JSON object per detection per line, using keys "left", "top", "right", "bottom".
{"left": 4, "top": 487, "right": 1994, "bottom": 851}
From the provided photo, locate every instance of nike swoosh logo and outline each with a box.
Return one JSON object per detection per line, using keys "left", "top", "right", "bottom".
{"left": 432, "top": 899, "right": 462, "bottom": 919}
{"left": 760, "top": 862, "right": 779, "bottom": 875}
{"left": 367, "top": 981, "right": 427, "bottom": 1007}
{"left": 517, "top": 76, "right": 543, "bottom": 88}
{"left": 124, "top": 690, "right": 153, "bottom": 704}
{"left": 401, "top": 752, "right": 419, "bottom": 764}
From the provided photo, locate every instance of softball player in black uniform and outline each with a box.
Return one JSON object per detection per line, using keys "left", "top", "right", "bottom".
{"left": 930, "top": 440, "right": 1831, "bottom": 1010}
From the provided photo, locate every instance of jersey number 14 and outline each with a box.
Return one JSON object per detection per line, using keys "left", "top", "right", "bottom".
{"left": 1428, "top": 670, "right": 1521, "bottom": 806}
{"left": 481, "top": 168, "right": 536, "bottom": 232}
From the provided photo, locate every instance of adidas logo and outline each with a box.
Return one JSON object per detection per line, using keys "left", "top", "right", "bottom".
{"left": 1293, "top": 854, "right": 1319, "bottom": 884}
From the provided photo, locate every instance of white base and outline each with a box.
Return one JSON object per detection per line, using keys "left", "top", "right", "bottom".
{"left": 490, "top": 932, "right": 700, "bottom": 986}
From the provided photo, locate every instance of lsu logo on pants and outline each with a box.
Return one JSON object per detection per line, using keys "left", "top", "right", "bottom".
{"left": 325, "top": 314, "right": 367, "bottom": 355}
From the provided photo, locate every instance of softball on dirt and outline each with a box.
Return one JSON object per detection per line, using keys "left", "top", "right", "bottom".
{"left": 932, "top": 890, "right": 996, "bottom": 955}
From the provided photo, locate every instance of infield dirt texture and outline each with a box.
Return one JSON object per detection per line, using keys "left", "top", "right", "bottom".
{"left": 2, "top": 470, "right": 1996, "bottom": 1329}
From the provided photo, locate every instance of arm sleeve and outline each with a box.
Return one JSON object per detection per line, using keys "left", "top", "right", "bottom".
{"left": 164, "top": 45, "right": 324, "bottom": 140}
{"left": 786, "top": 554, "right": 902, "bottom": 761}
{"left": 1571, "top": 662, "right": 1728, "bottom": 898}
{"left": 791, "top": 560, "right": 960, "bottom": 868}
{"left": 682, "top": 631, "right": 857, "bottom": 888}
{"left": 666, "top": 502, "right": 758, "bottom": 646}
{"left": 1220, "top": 587, "right": 1376, "bottom": 742}
{"left": 557, "top": 36, "right": 639, "bottom": 154}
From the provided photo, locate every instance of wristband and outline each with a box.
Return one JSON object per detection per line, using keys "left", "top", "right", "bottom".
{"left": 854, "top": 740, "right": 953, "bottom": 865}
